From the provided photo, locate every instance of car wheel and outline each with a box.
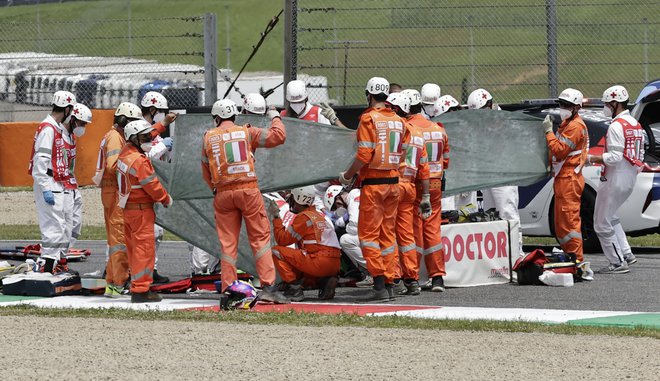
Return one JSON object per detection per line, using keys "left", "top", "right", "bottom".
{"left": 581, "top": 187, "right": 601, "bottom": 254}
{"left": 548, "top": 186, "right": 601, "bottom": 253}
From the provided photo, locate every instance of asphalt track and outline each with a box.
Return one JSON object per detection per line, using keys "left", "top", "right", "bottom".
{"left": 1, "top": 240, "right": 659, "bottom": 312}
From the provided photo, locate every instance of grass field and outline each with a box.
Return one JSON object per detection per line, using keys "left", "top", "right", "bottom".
{"left": 0, "top": 305, "right": 657, "bottom": 338}
{"left": 1, "top": 0, "right": 657, "bottom": 105}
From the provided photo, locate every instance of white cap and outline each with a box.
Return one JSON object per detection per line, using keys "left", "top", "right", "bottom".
{"left": 386, "top": 92, "right": 411, "bottom": 114}
{"left": 291, "top": 186, "right": 317, "bottom": 206}
{"left": 437, "top": 95, "right": 460, "bottom": 115}
{"left": 323, "top": 185, "right": 344, "bottom": 210}
{"left": 140, "top": 91, "right": 168, "bottom": 109}
{"left": 243, "top": 93, "right": 267, "bottom": 115}
{"left": 401, "top": 89, "right": 422, "bottom": 106}
{"left": 365, "top": 77, "right": 390, "bottom": 96}
{"left": 467, "top": 88, "right": 493, "bottom": 109}
{"left": 286, "top": 80, "right": 308, "bottom": 103}
{"left": 114, "top": 102, "right": 143, "bottom": 119}
{"left": 123, "top": 119, "right": 154, "bottom": 140}
{"left": 557, "top": 88, "right": 584, "bottom": 106}
{"left": 71, "top": 103, "right": 92, "bottom": 123}
{"left": 601, "top": 85, "right": 629, "bottom": 103}
{"left": 420, "top": 83, "right": 441, "bottom": 105}
{"left": 51, "top": 91, "right": 76, "bottom": 107}
{"left": 211, "top": 99, "right": 239, "bottom": 119}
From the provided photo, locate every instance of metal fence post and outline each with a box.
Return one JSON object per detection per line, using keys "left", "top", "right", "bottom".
{"left": 284, "top": 0, "right": 297, "bottom": 104}
{"left": 546, "top": 0, "right": 558, "bottom": 98}
{"left": 204, "top": 13, "right": 218, "bottom": 106}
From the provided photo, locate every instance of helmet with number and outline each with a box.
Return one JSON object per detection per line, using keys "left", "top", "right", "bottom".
{"left": 557, "top": 88, "right": 583, "bottom": 106}
{"left": 114, "top": 102, "right": 143, "bottom": 119}
{"left": 291, "top": 185, "right": 317, "bottom": 206}
{"left": 421, "top": 83, "right": 441, "bottom": 105}
{"left": 123, "top": 119, "right": 154, "bottom": 141}
{"left": 438, "top": 95, "right": 460, "bottom": 115}
{"left": 401, "top": 89, "right": 422, "bottom": 106}
{"left": 386, "top": 92, "right": 411, "bottom": 114}
{"left": 365, "top": 77, "right": 390, "bottom": 96}
{"left": 323, "top": 185, "right": 344, "bottom": 210}
{"left": 71, "top": 103, "right": 92, "bottom": 123}
{"left": 243, "top": 93, "right": 267, "bottom": 115}
{"left": 286, "top": 80, "right": 308, "bottom": 103}
{"left": 211, "top": 99, "right": 239, "bottom": 119}
{"left": 601, "top": 85, "right": 629, "bottom": 103}
{"left": 467, "top": 88, "right": 492, "bottom": 109}
{"left": 220, "top": 280, "right": 258, "bottom": 310}
{"left": 140, "top": 91, "right": 168, "bottom": 110}
{"left": 51, "top": 91, "right": 76, "bottom": 107}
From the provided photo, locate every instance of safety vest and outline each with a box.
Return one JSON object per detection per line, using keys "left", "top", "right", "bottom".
{"left": 28, "top": 121, "right": 75, "bottom": 187}
{"left": 414, "top": 120, "right": 447, "bottom": 179}
{"left": 203, "top": 123, "right": 257, "bottom": 187}
{"left": 116, "top": 150, "right": 142, "bottom": 208}
{"left": 602, "top": 117, "right": 644, "bottom": 178}
{"left": 62, "top": 136, "right": 77, "bottom": 190}
{"left": 92, "top": 128, "right": 125, "bottom": 187}
{"left": 297, "top": 209, "right": 341, "bottom": 251}
{"left": 367, "top": 111, "right": 405, "bottom": 170}
{"left": 281, "top": 105, "right": 321, "bottom": 122}
{"left": 400, "top": 124, "right": 426, "bottom": 182}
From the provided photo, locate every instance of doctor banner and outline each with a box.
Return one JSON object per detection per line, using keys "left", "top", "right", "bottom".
{"left": 420, "top": 220, "right": 519, "bottom": 287}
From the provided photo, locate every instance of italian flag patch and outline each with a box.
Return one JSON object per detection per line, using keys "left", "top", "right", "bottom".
{"left": 426, "top": 142, "right": 440, "bottom": 162}
{"left": 406, "top": 146, "right": 421, "bottom": 166}
{"left": 389, "top": 131, "right": 401, "bottom": 153}
{"left": 225, "top": 141, "right": 247, "bottom": 163}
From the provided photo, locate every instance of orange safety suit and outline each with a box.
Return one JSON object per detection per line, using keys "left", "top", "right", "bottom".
{"left": 356, "top": 107, "right": 406, "bottom": 284}
{"left": 94, "top": 127, "right": 129, "bottom": 288}
{"left": 201, "top": 118, "right": 286, "bottom": 291}
{"left": 116, "top": 145, "right": 170, "bottom": 293}
{"left": 546, "top": 115, "right": 588, "bottom": 261}
{"left": 396, "top": 121, "right": 431, "bottom": 281}
{"left": 271, "top": 206, "right": 341, "bottom": 283}
{"left": 409, "top": 114, "right": 450, "bottom": 279}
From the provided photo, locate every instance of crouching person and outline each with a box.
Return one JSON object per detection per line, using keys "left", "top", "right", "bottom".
{"left": 268, "top": 186, "right": 342, "bottom": 302}
{"left": 117, "top": 120, "right": 172, "bottom": 303}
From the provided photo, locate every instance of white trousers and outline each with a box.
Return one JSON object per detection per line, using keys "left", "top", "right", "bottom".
{"left": 482, "top": 186, "right": 523, "bottom": 253}
{"left": 154, "top": 224, "right": 164, "bottom": 269}
{"left": 188, "top": 244, "right": 220, "bottom": 274}
{"left": 34, "top": 183, "right": 72, "bottom": 261}
{"left": 594, "top": 169, "right": 636, "bottom": 265}
{"left": 340, "top": 233, "right": 366, "bottom": 271}
{"left": 68, "top": 189, "right": 83, "bottom": 248}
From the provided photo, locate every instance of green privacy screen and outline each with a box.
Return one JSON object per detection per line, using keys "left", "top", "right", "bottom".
{"left": 153, "top": 110, "right": 549, "bottom": 276}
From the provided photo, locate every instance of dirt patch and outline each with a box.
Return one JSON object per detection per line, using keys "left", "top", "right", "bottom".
{"left": 0, "top": 187, "right": 104, "bottom": 226}
{"left": 0, "top": 315, "right": 658, "bottom": 380}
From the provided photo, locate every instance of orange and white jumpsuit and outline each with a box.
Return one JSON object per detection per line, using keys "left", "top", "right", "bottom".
{"left": 396, "top": 122, "right": 430, "bottom": 281}
{"left": 201, "top": 119, "right": 286, "bottom": 291}
{"left": 93, "top": 127, "right": 128, "bottom": 288}
{"left": 116, "top": 145, "right": 171, "bottom": 294}
{"left": 271, "top": 206, "right": 342, "bottom": 283}
{"left": 546, "top": 114, "right": 588, "bottom": 261}
{"left": 408, "top": 113, "right": 450, "bottom": 279}
{"left": 355, "top": 107, "right": 406, "bottom": 284}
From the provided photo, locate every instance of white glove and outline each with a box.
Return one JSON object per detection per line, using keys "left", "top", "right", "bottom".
{"left": 320, "top": 102, "right": 338, "bottom": 124}
{"left": 339, "top": 171, "right": 353, "bottom": 186}
{"left": 266, "top": 200, "right": 281, "bottom": 219}
{"left": 542, "top": 115, "right": 553, "bottom": 134}
{"left": 419, "top": 194, "right": 432, "bottom": 219}
{"left": 267, "top": 109, "right": 280, "bottom": 120}
{"left": 163, "top": 195, "right": 173, "bottom": 208}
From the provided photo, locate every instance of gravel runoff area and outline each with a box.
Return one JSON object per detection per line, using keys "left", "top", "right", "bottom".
{"left": 0, "top": 316, "right": 658, "bottom": 380}
{"left": 0, "top": 188, "right": 104, "bottom": 226}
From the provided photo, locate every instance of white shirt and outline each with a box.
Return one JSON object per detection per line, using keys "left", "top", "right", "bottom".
{"left": 336, "top": 188, "right": 360, "bottom": 236}
{"left": 299, "top": 103, "right": 331, "bottom": 125}
{"left": 603, "top": 110, "right": 644, "bottom": 172}
{"left": 32, "top": 114, "right": 67, "bottom": 192}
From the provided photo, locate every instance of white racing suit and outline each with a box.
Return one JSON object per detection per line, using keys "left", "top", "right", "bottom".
{"left": 149, "top": 135, "right": 171, "bottom": 271}
{"left": 188, "top": 244, "right": 220, "bottom": 275}
{"left": 336, "top": 189, "right": 365, "bottom": 271}
{"left": 482, "top": 186, "right": 523, "bottom": 254}
{"left": 594, "top": 110, "right": 644, "bottom": 266}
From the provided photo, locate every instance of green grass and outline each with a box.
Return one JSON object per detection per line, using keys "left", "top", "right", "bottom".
{"left": 0, "top": 305, "right": 657, "bottom": 338}
{"left": 0, "top": 0, "right": 284, "bottom": 72}
{"left": 524, "top": 234, "right": 660, "bottom": 248}
{"left": 0, "top": 224, "right": 182, "bottom": 241}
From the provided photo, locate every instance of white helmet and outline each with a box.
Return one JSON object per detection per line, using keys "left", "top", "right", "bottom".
{"left": 286, "top": 80, "right": 308, "bottom": 103}
{"left": 291, "top": 186, "right": 317, "bottom": 206}
{"left": 386, "top": 92, "right": 411, "bottom": 114}
{"left": 365, "top": 77, "right": 390, "bottom": 96}
{"left": 51, "top": 91, "right": 76, "bottom": 108}
{"left": 602, "top": 85, "right": 629, "bottom": 103}
{"left": 71, "top": 103, "right": 92, "bottom": 123}
{"left": 467, "top": 88, "right": 493, "bottom": 109}
{"left": 114, "top": 102, "right": 143, "bottom": 119}
{"left": 557, "top": 88, "right": 583, "bottom": 106}
{"left": 438, "top": 95, "right": 460, "bottom": 114}
{"left": 401, "top": 89, "right": 421, "bottom": 106}
{"left": 421, "top": 83, "right": 441, "bottom": 105}
{"left": 123, "top": 119, "right": 154, "bottom": 140}
{"left": 243, "top": 93, "right": 267, "bottom": 115}
{"left": 323, "top": 185, "right": 344, "bottom": 210}
{"left": 211, "top": 99, "right": 239, "bottom": 119}
{"left": 140, "top": 91, "right": 168, "bottom": 109}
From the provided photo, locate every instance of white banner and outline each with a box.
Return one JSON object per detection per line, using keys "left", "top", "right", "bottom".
{"left": 420, "top": 220, "right": 518, "bottom": 287}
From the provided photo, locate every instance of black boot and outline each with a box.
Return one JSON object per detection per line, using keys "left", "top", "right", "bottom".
{"left": 152, "top": 270, "right": 169, "bottom": 284}
{"left": 360, "top": 275, "right": 389, "bottom": 303}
